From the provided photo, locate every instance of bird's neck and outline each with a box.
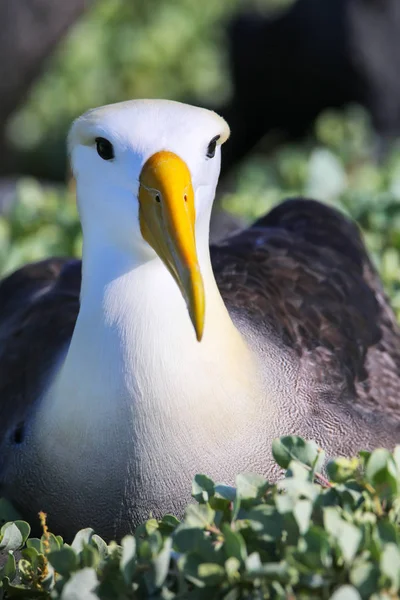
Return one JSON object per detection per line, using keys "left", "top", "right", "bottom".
{"left": 48, "top": 233, "right": 261, "bottom": 434}
{"left": 78, "top": 232, "right": 244, "bottom": 359}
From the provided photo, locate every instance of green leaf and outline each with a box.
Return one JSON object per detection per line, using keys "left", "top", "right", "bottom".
{"left": 365, "top": 449, "right": 398, "bottom": 498}
{"left": 2, "top": 578, "right": 48, "bottom": 598}
{"left": 223, "top": 588, "right": 241, "bottom": 600}
{"left": 70, "top": 528, "right": 94, "bottom": 553}
{"left": 185, "top": 504, "right": 215, "bottom": 528}
{"left": 306, "top": 148, "right": 347, "bottom": 202}
{"left": 381, "top": 543, "right": 400, "bottom": 589}
{"left": 174, "top": 520, "right": 223, "bottom": 567}
{"left": 350, "top": 561, "right": 380, "bottom": 598}
{"left": 26, "top": 538, "right": 42, "bottom": 553}
{"left": 245, "top": 558, "right": 294, "bottom": 583}
{"left": 337, "top": 523, "right": 362, "bottom": 564}
{"left": 393, "top": 445, "right": 400, "bottom": 472}
{"left": 358, "top": 450, "right": 371, "bottom": 465}
{"left": 329, "top": 585, "right": 362, "bottom": 600}
{"left": 149, "top": 532, "right": 164, "bottom": 560}
{"left": 323, "top": 508, "right": 361, "bottom": 563}
{"left": 42, "top": 532, "right": 61, "bottom": 553}
{"left": 20, "top": 546, "right": 39, "bottom": 565}
{"left": 0, "top": 552, "right": 16, "bottom": 581}
{"left": 0, "top": 522, "right": 30, "bottom": 552}
{"left": 48, "top": 546, "right": 79, "bottom": 577}
{"left": 300, "top": 527, "right": 333, "bottom": 570}
{"left": 293, "top": 499, "right": 313, "bottom": 535}
{"left": 330, "top": 482, "right": 363, "bottom": 508}
{"left": 277, "top": 478, "right": 319, "bottom": 503}
{"left": 178, "top": 554, "right": 206, "bottom": 588}
{"left": 144, "top": 519, "right": 159, "bottom": 536}
{"left": 173, "top": 526, "right": 205, "bottom": 553}
{"left": 91, "top": 535, "right": 109, "bottom": 560}
{"left": 235, "top": 473, "right": 268, "bottom": 501}
{"left": 272, "top": 436, "right": 324, "bottom": 471}
{"left": 135, "top": 518, "right": 159, "bottom": 539}
{"left": 59, "top": 567, "right": 98, "bottom": 599}
{"left": 225, "top": 556, "right": 241, "bottom": 580}
{"left": 192, "top": 475, "right": 215, "bottom": 503}
{"left": 153, "top": 537, "right": 172, "bottom": 588}
{"left": 121, "top": 535, "right": 136, "bottom": 585}
{"left": 197, "top": 563, "right": 225, "bottom": 586}
{"left": 222, "top": 525, "right": 247, "bottom": 562}
{"left": 326, "top": 457, "right": 360, "bottom": 483}
{"left": 81, "top": 545, "right": 99, "bottom": 569}
{"left": 376, "top": 519, "right": 399, "bottom": 546}
{"left": 244, "top": 551, "right": 262, "bottom": 574}
{"left": 232, "top": 495, "right": 241, "bottom": 521}
{"left": 214, "top": 484, "right": 236, "bottom": 502}
{"left": 137, "top": 539, "right": 151, "bottom": 562}
{"left": 159, "top": 514, "right": 180, "bottom": 535}
{"left": 286, "top": 460, "right": 311, "bottom": 481}
{"left": 242, "top": 505, "right": 283, "bottom": 541}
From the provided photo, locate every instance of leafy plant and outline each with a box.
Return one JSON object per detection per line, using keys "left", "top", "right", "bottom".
{"left": 1, "top": 436, "right": 400, "bottom": 599}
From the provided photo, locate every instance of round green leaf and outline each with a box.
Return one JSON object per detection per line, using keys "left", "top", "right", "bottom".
{"left": 272, "top": 436, "right": 324, "bottom": 471}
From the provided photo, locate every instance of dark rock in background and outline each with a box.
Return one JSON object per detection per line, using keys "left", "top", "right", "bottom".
{"left": 221, "top": 0, "right": 400, "bottom": 173}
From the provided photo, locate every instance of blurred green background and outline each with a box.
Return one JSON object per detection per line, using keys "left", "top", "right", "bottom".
{"left": 2, "top": 0, "right": 400, "bottom": 314}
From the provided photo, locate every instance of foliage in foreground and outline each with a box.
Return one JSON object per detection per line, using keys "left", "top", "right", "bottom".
{"left": 1, "top": 437, "right": 400, "bottom": 599}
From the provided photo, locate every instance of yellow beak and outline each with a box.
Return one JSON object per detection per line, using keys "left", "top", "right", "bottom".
{"left": 138, "top": 151, "right": 205, "bottom": 341}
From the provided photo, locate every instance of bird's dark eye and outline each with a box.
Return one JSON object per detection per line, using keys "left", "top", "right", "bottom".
{"left": 95, "top": 137, "right": 114, "bottom": 160}
{"left": 206, "top": 135, "right": 220, "bottom": 159}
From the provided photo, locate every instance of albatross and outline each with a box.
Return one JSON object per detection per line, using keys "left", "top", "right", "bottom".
{"left": 1, "top": 99, "right": 400, "bottom": 540}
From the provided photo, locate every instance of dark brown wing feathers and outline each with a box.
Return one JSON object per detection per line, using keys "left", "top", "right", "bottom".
{"left": 212, "top": 198, "right": 400, "bottom": 415}
{"left": 0, "top": 259, "right": 80, "bottom": 466}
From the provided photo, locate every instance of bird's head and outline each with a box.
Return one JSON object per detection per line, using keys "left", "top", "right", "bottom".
{"left": 68, "top": 99, "right": 230, "bottom": 341}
